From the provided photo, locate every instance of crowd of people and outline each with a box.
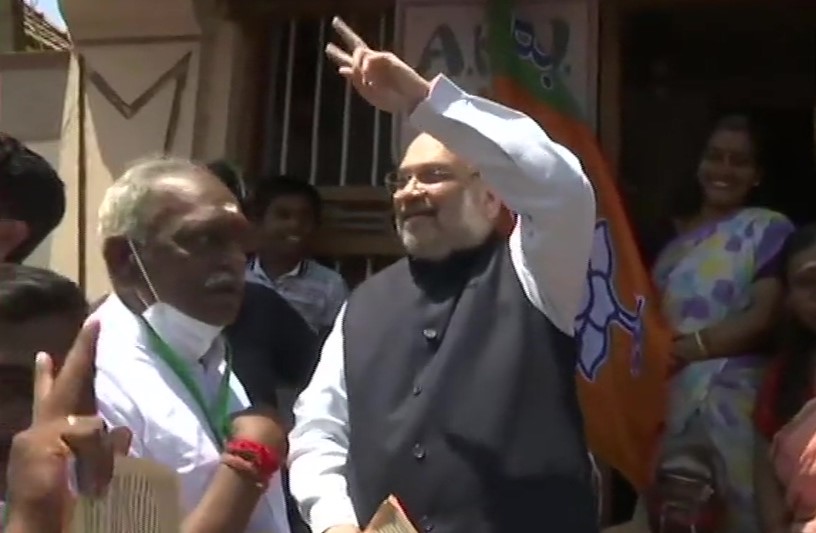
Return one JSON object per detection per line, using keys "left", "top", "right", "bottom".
{"left": 2, "top": 16, "right": 816, "bottom": 533}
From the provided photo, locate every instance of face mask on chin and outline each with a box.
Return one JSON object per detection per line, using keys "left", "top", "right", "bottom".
{"left": 142, "top": 302, "right": 222, "bottom": 361}
{"left": 127, "top": 239, "right": 222, "bottom": 360}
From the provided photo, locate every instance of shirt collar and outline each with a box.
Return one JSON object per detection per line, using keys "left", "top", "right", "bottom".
{"left": 95, "top": 294, "right": 223, "bottom": 364}
{"left": 281, "top": 261, "right": 306, "bottom": 278}
{"left": 247, "top": 256, "right": 306, "bottom": 284}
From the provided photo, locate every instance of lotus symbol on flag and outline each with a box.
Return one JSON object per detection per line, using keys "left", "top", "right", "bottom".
{"left": 575, "top": 220, "right": 645, "bottom": 381}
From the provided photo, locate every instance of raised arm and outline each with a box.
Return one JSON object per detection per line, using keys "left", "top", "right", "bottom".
{"left": 184, "top": 407, "right": 290, "bottom": 533}
{"left": 324, "top": 16, "right": 594, "bottom": 335}
{"left": 288, "top": 305, "right": 359, "bottom": 533}
{"left": 96, "top": 372, "right": 281, "bottom": 533}
{"left": 409, "top": 75, "right": 595, "bottom": 333}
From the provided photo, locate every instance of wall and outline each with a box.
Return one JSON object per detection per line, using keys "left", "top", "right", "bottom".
{"left": 51, "top": 0, "right": 251, "bottom": 300}
{"left": 0, "top": 0, "right": 250, "bottom": 297}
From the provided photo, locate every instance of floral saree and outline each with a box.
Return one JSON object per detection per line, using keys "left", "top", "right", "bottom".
{"left": 652, "top": 207, "right": 793, "bottom": 531}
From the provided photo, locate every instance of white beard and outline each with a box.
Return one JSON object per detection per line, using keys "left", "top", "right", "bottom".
{"left": 398, "top": 187, "right": 494, "bottom": 260}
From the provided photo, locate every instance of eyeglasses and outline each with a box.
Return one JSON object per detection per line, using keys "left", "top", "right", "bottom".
{"left": 383, "top": 168, "right": 477, "bottom": 194}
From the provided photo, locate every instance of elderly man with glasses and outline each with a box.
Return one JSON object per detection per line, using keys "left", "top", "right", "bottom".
{"left": 288, "top": 17, "right": 598, "bottom": 533}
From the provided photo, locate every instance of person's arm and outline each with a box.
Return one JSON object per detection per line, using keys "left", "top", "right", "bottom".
{"left": 288, "top": 304, "right": 360, "bottom": 533}
{"left": 694, "top": 215, "right": 794, "bottom": 359}
{"left": 96, "top": 375, "right": 269, "bottom": 532}
{"left": 186, "top": 407, "right": 290, "bottom": 533}
{"left": 697, "top": 278, "right": 783, "bottom": 358}
{"left": 409, "top": 75, "right": 596, "bottom": 334}
{"left": 755, "top": 435, "right": 789, "bottom": 532}
{"left": 181, "top": 464, "right": 267, "bottom": 533}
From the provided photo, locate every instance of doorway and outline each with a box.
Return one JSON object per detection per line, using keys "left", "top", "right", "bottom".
{"left": 608, "top": 1, "right": 815, "bottom": 523}
{"left": 618, "top": 1, "right": 816, "bottom": 239}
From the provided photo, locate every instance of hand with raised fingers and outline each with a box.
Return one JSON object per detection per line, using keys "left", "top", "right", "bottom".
{"left": 325, "top": 16, "right": 430, "bottom": 114}
{"left": 5, "top": 320, "right": 132, "bottom": 533}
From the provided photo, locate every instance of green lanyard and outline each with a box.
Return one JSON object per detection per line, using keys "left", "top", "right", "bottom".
{"left": 140, "top": 318, "right": 233, "bottom": 450}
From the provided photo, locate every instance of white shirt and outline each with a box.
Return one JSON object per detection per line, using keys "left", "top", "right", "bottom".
{"left": 94, "top": 295, "right": 291, "bottom": 533}
{"left": 288, "top": 75, "right": 596, "bottom": 533}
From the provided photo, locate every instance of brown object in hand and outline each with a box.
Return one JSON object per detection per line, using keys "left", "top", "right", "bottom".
{"left": 365, "top": 495, "right": 418, "bottom": 533}
{"left": 70, "top": 456, "right": 181, "bottom": 533}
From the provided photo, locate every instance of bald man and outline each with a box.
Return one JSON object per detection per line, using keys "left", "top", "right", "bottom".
{"left": 288, "top": 18, "right": 598, "bottom": 533}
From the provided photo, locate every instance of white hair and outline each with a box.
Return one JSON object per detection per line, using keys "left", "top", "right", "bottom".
{"left": 97, "top": 156, "right": 201, "bottom": 241}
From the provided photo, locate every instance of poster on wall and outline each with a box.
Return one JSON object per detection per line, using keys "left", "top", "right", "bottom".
{"left": 392, "top": 0, "right": 598, "bottom": 160}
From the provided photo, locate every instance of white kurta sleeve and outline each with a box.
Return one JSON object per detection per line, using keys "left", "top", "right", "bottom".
{"left": 287, "top": 304, "right": 358, "bottom": 532}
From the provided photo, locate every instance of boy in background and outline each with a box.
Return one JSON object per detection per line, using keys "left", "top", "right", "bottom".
{"left": 245, "top": 176, "right": 348, "bottom": 339}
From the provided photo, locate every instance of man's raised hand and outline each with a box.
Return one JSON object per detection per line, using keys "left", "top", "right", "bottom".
{"left": 325, "top": 16, "right": 430, "bottom": 114}
{"left": 5, "top": 320, "right": 132, "bottom": 532}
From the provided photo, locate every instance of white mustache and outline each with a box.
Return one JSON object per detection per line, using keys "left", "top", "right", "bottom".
{"left": 399, "top": 199, "right": 436, "bottom": 220}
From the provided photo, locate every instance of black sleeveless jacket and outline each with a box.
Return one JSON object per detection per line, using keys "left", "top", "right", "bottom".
{"left": 342, "top": 237, "right": 597, "bottom": 533}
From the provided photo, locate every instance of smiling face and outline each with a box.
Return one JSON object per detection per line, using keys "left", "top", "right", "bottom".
{"left": 697, "top": 123, "right": 760, "bottom": 213}
{"left": 391, "top": 134, "right": 501, "bottom": 260}
{"left": 259, "top": 194, "right": 317, "bottom": 260}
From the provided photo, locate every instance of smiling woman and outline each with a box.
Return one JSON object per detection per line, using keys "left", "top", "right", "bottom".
{"left": 646, "top": 115, "right": 795, "bottom": 531}
{"left": 676, "top": 115, "right": 764, "bottom": 223}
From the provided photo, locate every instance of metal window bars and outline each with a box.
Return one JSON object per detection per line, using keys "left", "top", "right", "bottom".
{"left": 261, "top": 10, "right": 400, "bottom": 287}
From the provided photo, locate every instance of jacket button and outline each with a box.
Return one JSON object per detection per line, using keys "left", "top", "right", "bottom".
{"left": 412, "top": 383, "right": 422, "bottom": 396}
{"left": 412, "top": 443, "right": 426, "bottom": 460}
{"left": 422, "top": 328, "right": 437, "bottom": 340}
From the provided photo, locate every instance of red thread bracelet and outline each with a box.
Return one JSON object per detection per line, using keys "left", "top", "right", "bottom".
{"left": 225, "top": 439, "right": 280, "bottom": 482}
{"left": 221, "top": 453, "right": 269, "bottom": 491}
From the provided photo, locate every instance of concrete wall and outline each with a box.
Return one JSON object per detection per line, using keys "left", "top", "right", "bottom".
{"left": 52, "top": 0, "right": 250, "bottom": 300}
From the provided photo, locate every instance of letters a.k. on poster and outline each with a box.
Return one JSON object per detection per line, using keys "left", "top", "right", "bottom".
{"left": 392, "top": 0, "right": 597, "bottom": 158}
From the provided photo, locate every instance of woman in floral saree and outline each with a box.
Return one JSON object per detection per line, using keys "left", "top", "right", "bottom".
{"left": 651, "top": 115, "right": 794, "bottom": 531}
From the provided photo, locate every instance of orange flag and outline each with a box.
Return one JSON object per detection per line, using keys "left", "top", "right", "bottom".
{"left": 488, "top": 0, "right": 672, "bottom": 489}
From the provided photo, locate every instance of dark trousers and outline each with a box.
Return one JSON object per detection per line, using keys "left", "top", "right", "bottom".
{"left": 609, "top": 469, "right": 637, "bottom": 525}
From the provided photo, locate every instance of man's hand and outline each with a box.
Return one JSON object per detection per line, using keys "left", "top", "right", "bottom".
{"left": 325, "top": 16, "right": 430, "bottom": 114}
{"left": 230, "top": 405, "right": 288, "bottom": 456}
{"left": 5, "top": 320, "right": 131, "bottom": 532}
{"left": 6, "top": 415, "right": 130, "bottom": 529}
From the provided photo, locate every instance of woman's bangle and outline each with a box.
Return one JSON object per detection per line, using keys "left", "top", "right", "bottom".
{"left": 693, "top": 331, "right": 709, "bottom": 358}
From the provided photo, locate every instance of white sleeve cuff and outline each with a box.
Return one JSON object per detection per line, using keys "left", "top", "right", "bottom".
{"left": 409, "top": 74, "right": 466, "bottom": 127}
{"left": 308, "top": 497, "right": 359, "bottom": 533}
